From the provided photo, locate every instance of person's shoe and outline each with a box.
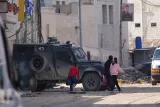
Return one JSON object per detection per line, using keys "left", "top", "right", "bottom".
{"left": 119, "top": 90, "right": 122, "bottom": 93}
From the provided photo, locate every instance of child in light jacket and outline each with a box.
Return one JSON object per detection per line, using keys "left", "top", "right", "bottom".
{"left": 110, "top": 57, "right": 125, "bottom": 92}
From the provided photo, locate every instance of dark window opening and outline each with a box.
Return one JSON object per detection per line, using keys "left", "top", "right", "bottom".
{"left": 135, "top": 23, "right": 141, "bottom": 27}
{"left": 56, "top": 51, "right": 72, "bottom": 63}
{"left": 151, "top": 23, "right": 157, "bottom": 27}
{"left": 62, "top": 1, "right": 65, "bottom": 5}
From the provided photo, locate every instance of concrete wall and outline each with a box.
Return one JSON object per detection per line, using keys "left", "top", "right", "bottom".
{"left": 40, "top": 1, "right": 132, "bottom": 66}
{"left": 142, "top": 0, "right": 160, "bottom": 40}
{"left": 56, "top": 14, "right": 79, "bottom": 44}
{"left": 41, "top": 8, "right": 56, "bottom": 42}
{"left": 0, "top": 0, "right": 19, "bottom": 54}
{"left": 94, "top": 0, "right": 121, "bottom": 63}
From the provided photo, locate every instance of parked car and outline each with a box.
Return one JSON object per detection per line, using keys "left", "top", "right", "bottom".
{"left": 151, "top": 46, "right": 160, "bottom": 85}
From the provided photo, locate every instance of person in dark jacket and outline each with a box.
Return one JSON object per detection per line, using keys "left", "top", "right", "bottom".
{"left": 104, "top": 55, "right": 113, "bottom": 90}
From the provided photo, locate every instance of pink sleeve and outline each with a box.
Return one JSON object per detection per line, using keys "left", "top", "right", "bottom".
{"left": 118, "top": 64, "right": 125, "bottom": 73}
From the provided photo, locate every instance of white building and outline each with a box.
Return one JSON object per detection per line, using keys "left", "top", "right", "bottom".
{"left": 0, "top": 0, "right": 20, "bottom": 54}
{"left": 41, "top": 0, "right": 125, "bottom": 65}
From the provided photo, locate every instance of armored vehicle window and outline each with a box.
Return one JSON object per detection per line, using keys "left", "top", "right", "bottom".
{"left": 73, "top": 48, "right": 86, "bottom": 59}
{"left": 56, "top": 51, "right": 73, "bottom": 63}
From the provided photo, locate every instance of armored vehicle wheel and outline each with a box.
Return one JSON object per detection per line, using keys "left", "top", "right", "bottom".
{"left": 30, "top": 53, "right": 48, "bottom": 73}
{"left": 30, "top": 75, "right": 46, "bottom": 92}
{"left": 82, "top": 73, "right": 101, "bottom": 91}
{"left": 30, "top": 75, "right": 38, "bottom": 92}
{"left": 34, "top": 83, "right": 47, "bottom": 92}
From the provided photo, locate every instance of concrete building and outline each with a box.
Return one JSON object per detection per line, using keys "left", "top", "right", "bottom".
{"left": 0, "top": 0, "right": 20, "bottom": 54}
{"left": 41, "top": 0, "right": 124, "bottom": 65}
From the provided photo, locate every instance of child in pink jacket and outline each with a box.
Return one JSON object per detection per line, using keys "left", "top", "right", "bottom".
{"left": 110, "top": 57, "right": 125, "bottom": 92}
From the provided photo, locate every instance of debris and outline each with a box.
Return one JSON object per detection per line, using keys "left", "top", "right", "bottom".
{"left": 21, "top": 93, "right": 36, "bottom": 97}
{"left": 118, "top": 68, "right": 151, "bottom": 84}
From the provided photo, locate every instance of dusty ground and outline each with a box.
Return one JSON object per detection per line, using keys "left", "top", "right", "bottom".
{"left": 22, "top": 83, "right": 160, "bottom": 107}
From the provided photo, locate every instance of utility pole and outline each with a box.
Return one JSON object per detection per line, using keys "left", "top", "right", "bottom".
{"left": 79, "top": 0, "right": 82, "bottom": 47}
{"left": 120, "top": 0, "right": 123, "bottom": 66}
{"left": 36, "top": 0, "right": 43, "bottom": 43}
{"left": 31, "top": 3, "right": 34, "bottom": 43}
{"left": 24, "top": 0, "right": 28, "bottom": 43}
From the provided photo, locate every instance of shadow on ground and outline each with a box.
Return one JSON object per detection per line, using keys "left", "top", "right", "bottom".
{"left": 121, "top": 86, "right": 160, "bottom": 93}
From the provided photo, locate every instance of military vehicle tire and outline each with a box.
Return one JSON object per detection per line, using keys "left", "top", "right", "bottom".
{"left": 30, "top": 75, "right": 38, "bottom": 92}
{"left": 30, "top": 53, "right": 48, "bottom": 73}
{"left": 34, "top": 83, "right": 47, "bottom": 92}
{"left": 30, "top": 75, "right": 46, "bottom": 92}
{"left": 82, "top": 73, "right": 101, "bottom": 91}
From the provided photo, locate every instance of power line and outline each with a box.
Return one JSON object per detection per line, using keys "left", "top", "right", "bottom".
{"left": 141, "top": 0, "right": 160, "bottom": 7}
{"left": 7, "top": 21, "right": 24, "bottom": 39}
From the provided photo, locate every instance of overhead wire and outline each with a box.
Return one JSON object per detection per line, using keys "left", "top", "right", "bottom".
{"left": 141, "top": 0, "right": 160, "bottom": 7}
{"left": 7, "top": 21, "right": 24, "bottom": 39}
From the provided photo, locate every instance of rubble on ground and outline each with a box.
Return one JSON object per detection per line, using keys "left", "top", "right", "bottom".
{"left": 118, "top": 69, "right": 150, "bottom": 84}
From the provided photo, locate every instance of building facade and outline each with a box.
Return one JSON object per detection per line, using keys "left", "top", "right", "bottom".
{"left": 41, "top": 0, "right": 125, "bottom": 65}
{"left": 0, "top": 0, "right": 20, "bottom": 54}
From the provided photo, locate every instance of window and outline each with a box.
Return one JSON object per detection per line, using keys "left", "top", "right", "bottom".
{"left": 109, "top": 5, "right": 113, "bottom": 24}
{"left": 56, "top": 51, "right": 72, "bottom": 63}
{"left": 62, "top": 1, "right": 65, "bottom": 5}
{"left": 55, "top": 1, "right": 60, "bottom": 13}
{"left": 102, "top": 5, "right": 107, "bottom": 24}
{"left": 153, "top": 50, "right": 160, "bottom": 59}
{"left": 56, "top": 1, "right": 60, "bottom": 5}
{"left": 73, "top": 48, "right": 86, "bottom": 60}
{"left": 151, "top": 23, "right": 157, "bottom": 27}
{"left": 135, "top": 23, "right": 141, "bottom": 27}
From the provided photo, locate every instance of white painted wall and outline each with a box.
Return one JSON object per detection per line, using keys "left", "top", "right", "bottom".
{"left": 94, "top": 0, "right": 121, "bottom": 63}
{"left": 142, "top": 0, "right": 160, "bottom": 41}
{"left": 40, "top": 0, "right": 122, "bottom": 63}
{"left": 41, "top": 8, "right": 56, "bottom": 42}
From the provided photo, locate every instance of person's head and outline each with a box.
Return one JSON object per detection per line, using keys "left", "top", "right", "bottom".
{"left": 114, "top": 57, "right": 118, "bottom": 64}
{"left": 74, "top": 63, "right": 77, "bottom": 67}
{"left": 108, "top": 55, "right": 113, "bottom": 61}
{"left": 124, "top": 5, "right": 129, "bottom": 13}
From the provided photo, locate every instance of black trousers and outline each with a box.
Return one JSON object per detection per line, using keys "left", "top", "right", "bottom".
{"left": 106, "top": 75, "right": 111, "bottom": 89}
{"left": 69, "top": 76, "right": 76, "bottom": 91}
{"left": 111, "top": 75, "right": 121, "bottom": 91}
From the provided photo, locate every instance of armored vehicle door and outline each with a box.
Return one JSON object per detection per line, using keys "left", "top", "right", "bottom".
{"left": 55, "top": 47, "right": 73, "bottom": 79}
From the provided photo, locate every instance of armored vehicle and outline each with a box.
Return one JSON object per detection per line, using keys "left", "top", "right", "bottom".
{"left": 12, "top": 38, "right": 106, "bottom": 92}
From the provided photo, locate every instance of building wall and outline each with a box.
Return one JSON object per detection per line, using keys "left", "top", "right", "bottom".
{"left": 120, "top": 0, "right": 143, "bottom": 66}
{"left": 41, "top": 8, "right": 56, "bottom": 42}
{"left": 127, "top": 0, "right": 143, "bottom": 49}
{"left": 0, "top": 0, "right": 19, "bottom": 54}
{"left": 94, "top": 0, "right": 122, "bottom": 63}
{"left": 56, "top": 14, "right": 79, "bottom": 44}
{"left": 142, "top": 0, "right": 160, "bottom": 41}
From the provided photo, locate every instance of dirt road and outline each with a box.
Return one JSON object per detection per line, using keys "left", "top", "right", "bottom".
{"left": 22, "top": 84, "right": 160, "bottom": 107}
